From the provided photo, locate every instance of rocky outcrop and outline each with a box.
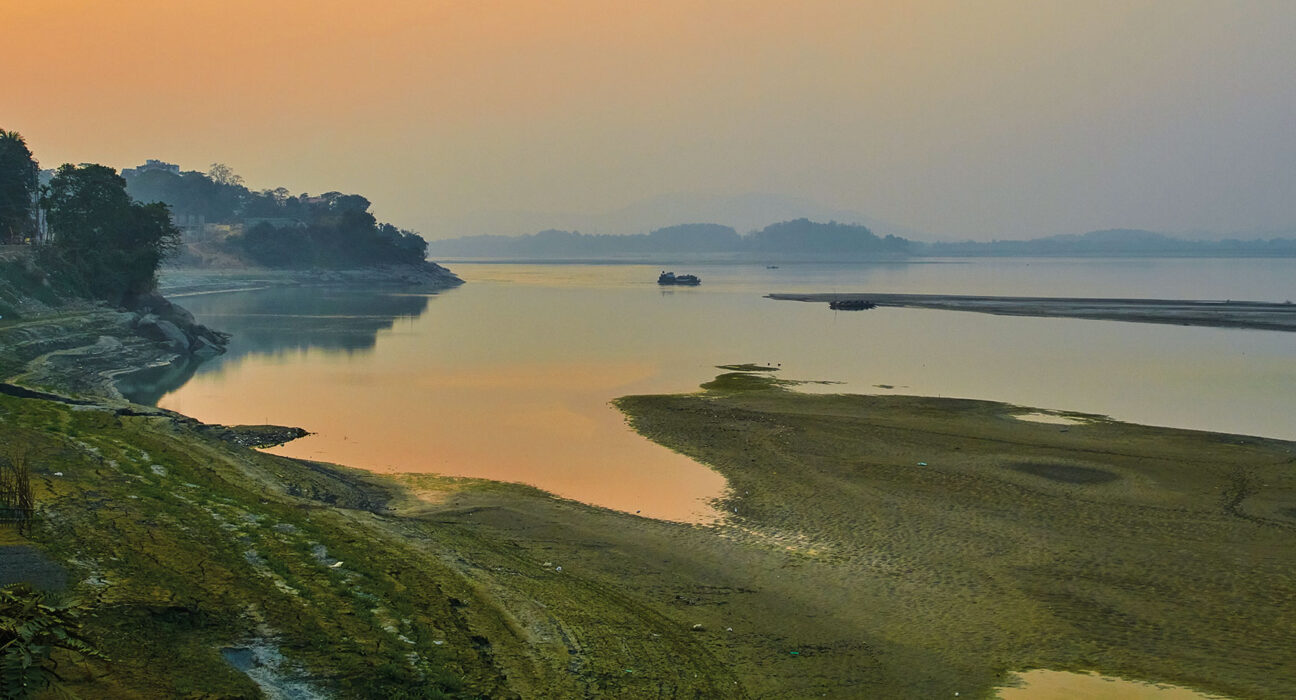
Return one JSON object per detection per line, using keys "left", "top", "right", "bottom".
{"left": 0, "top": 290, "right": 231, "bottom": 401}
{"left": 129, "top": 292, "right": 231, "bottom": 357}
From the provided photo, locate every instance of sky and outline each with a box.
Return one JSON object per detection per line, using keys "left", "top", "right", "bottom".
{"left": 5, "top": 1, "right": 1295, "bottom": 240}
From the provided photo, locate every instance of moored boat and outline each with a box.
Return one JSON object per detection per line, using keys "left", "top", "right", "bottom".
{"left": 658, "top": 271, "right": 701, "bottom": 286}
{"left": 829, "top": 299, "right": 876, "bottom": 310}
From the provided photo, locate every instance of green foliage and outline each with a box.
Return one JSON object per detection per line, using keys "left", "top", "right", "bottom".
{"left": 120, "top": 163, "right": 429, "bottom": 268}
{"left": 227, "top": 205, "right": 428, "bottom": 268}
{"left": 41, "top": 164, "right": 180, "bottom": 304}
{"left": 125, "top": 168, "right": 244, "bottom": 223}
{"left": 0, "top": 130, "right": 40, "bottom": 244}
{"left": 236, "top": 222, "right": 312, "bottom": 267}
{"left": 0, "top": 584, "right": 104, "bottom": 699}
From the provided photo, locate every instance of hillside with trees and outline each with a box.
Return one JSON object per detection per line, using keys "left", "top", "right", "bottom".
{"left": 920, "top": 229, "right": 1296, "bottom": 257}
{"left": 122, "top": 163, "right": 430, "bottom": 269}
{"left": 745, "top": 218, "right": 910, "bottom": 255}
{"left": 429, "top": 219, "right": 912, "bottom": 260}
{"left": 428, "top": 223, "right": 741, "bottom": 258}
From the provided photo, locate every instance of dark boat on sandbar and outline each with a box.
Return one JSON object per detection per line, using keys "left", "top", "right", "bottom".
{"left": 829, "top": 299, "right": 876, "bottom": 310}
{"left": 658, "top": 271, "right": 701, "bottom": 286}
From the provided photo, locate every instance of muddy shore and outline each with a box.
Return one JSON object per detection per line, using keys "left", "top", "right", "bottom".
{"left": 618, "top": 373, "right": 1296, "bottom": 698}
{"left": 768, "top": 292, "right": 1296, "bottom": 331}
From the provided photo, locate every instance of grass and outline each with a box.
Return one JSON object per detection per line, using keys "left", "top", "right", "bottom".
{"left": 0, "top": 394, "right": 498, "bottom": 697}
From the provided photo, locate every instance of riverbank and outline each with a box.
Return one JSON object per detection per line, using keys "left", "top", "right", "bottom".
{"left": 157, "top": 262, "right": 463, "bottom": 298}
{"left": 8, "top": 367, "right": 1294, "bottom": 697}
{"left": 4, "top": 264, "right": 1293, "bottom": 696}
{"left": 768, "top": 292, "right": 1296, "bottom": 331}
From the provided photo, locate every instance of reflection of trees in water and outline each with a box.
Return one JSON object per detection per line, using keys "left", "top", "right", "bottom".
{"left": 116, "top": 354, "right": 205, "bottom": 406}
{"left": 190, "top": 288, "right": 433, "bottom": 358}
{"left": 117, "top": 288, "right": 435, "bottom": 405}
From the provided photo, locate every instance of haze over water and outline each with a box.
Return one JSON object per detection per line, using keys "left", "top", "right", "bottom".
{"left": 137, "top": 258, "right": 1296, "bottom": 522}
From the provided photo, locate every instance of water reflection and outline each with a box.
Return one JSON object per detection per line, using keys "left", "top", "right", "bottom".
{"left": 118, "top": 288, "right": 434, "bottom": 404}
{"left": 116, "top": 354, "right": 206, "bottom": 406}
{"left": 136, "top": 261, "right": 1296, "bottom": 522}
{"left": 185, "top": 287, "right": 432, "bottom": 361}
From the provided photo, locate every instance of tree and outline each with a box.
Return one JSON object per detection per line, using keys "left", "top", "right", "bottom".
{"left": 206, "top": 162, "right": 243, "bottom": 188}
{"left": 42, "top": 164, "right": 180, "bottom": 303}
{"left": 0, "top": 130, "right": 39, "bottom": 244}
{"left": 332, "top": 194, "right": 371, "bottom": 213}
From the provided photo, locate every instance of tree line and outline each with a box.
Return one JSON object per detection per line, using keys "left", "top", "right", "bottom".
{"left": 122, "top": 162, "right": 427, "bottom": 268}
{"left": 430, "top": 219, "right": 912, "bottom": 258}
{"left": 0, "top": 128, "right": 431, "bottom": 306}
{"left": 2, "top": 129, "right": 179, "bottom": 304}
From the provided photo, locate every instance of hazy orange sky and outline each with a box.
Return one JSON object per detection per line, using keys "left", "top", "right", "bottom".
{"left": 5, "top": 1, "right": 1295, "bottom": 239}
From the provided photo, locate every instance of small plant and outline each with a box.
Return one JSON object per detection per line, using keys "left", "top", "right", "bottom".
{"left": 0, "top": 584, "right": 105, "bottom": 699}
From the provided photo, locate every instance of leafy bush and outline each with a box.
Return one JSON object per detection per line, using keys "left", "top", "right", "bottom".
{"left": 0, "top": 584, "right": 104, "bottom": 699}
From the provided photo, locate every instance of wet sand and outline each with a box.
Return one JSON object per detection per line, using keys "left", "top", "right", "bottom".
{"left": 767, "top": 292, "right": 1296, "bottom": 331}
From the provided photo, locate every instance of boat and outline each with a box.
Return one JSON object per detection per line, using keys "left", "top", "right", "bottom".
{"left": 658, "top": 271, "right": 701, "bottom": 286}
{"left": 829, "top": 299, "right": 876, "bottom": 310}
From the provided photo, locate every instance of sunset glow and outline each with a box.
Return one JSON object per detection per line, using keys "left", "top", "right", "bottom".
{"left": 7, "top": 1, "right": 1295, "bottom": 239}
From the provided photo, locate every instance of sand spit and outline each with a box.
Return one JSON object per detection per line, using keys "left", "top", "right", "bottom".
{"left": 616, "top": 376, "right": 1296, "bottom": 699}
{"left": 768, "top": 292, "right": 1296, "bottom": 331}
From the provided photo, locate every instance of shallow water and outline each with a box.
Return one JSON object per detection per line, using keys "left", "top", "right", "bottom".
{"left": 136, "top": 258, "right": 1296, "bottom": 521}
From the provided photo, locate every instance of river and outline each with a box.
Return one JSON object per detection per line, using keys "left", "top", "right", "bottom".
{"left": 129, "top": 258, "right": 1296, "bottom": 522}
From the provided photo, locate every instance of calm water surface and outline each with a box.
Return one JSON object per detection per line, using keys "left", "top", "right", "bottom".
{"left": 136, "top": 259, "right": 1296, "bottom": 522}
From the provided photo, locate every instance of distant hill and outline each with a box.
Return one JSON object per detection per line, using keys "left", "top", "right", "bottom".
{"left": 431, "top": 223, "right": 1296, "bottom": 261}
{"left": 429, "top": 219, "right": 912, "bottom": 261}
{"left": 923, "top": 229, "right": 1296, "bottom": 257}
{"left": 429, "top": 223, "right": 741, "bottom": 259}
{"left": 436, "top": 191, "right": 922, "bottom": 240}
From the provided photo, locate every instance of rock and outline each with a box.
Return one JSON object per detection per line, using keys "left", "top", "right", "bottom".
{"left": 131, "top": 292, "right": 195, "bottom": 327}
{"left": 191, "top": 335, "right": 225, "bottom": 358}
{"left": 137, "top": 317, "right": 190, "bottom": 352}
{"left": 155, "top": 320, "right": 190, "bottom": 352}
